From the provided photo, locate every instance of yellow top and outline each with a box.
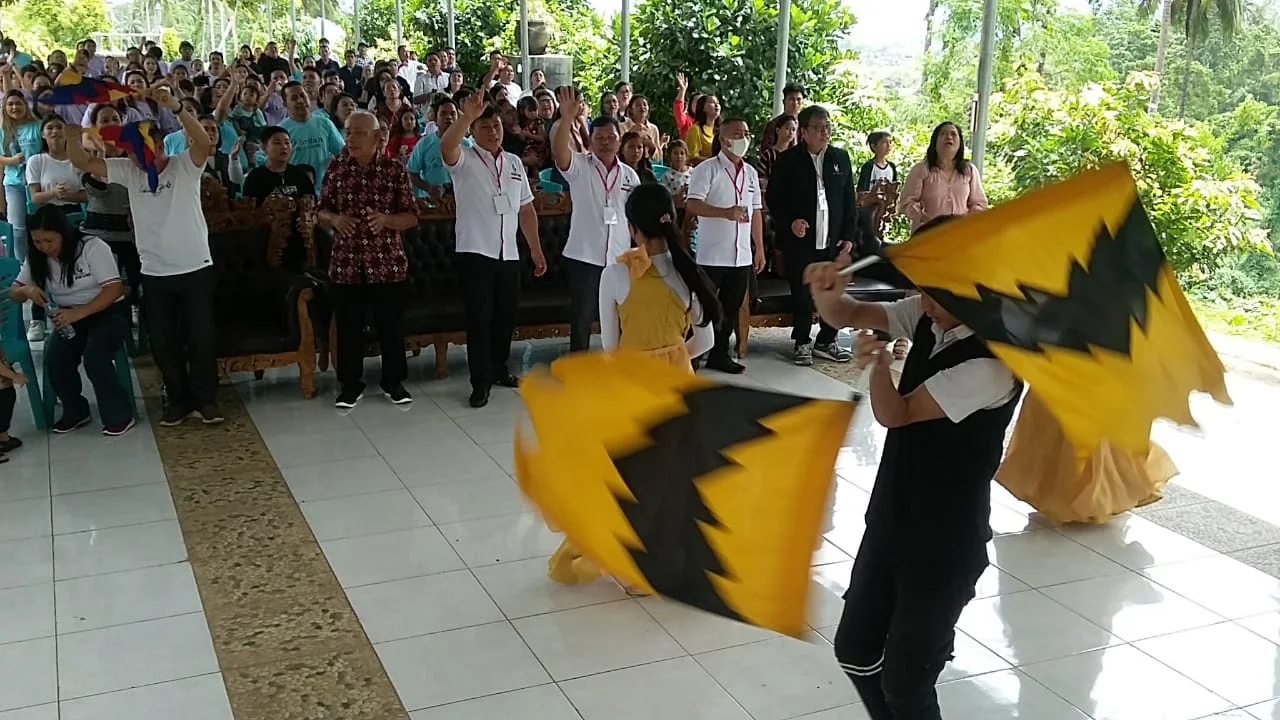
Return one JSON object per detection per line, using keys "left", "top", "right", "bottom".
{"left": 684, "top": 123, "right": 716, "bottom": 161}
{"left": 616, "top": 248, "right": 694, "bottom": 370}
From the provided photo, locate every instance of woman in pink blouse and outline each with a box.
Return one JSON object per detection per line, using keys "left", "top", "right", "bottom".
{"left": 898, "top": 121, "right": 988, "bottom": 231}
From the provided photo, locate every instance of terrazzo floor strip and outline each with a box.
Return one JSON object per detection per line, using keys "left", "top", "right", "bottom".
{"left": 137, "top": 360, "right": 410, "bottom": 720}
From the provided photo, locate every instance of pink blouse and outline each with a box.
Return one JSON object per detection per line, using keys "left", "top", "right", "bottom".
{"left": 898, "top": 161, "right": 989, "bottom": 231}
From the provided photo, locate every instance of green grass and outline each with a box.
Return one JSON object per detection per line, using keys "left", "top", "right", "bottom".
{"left": 1191, "top": 295, "right": 1280, "bottom": 345}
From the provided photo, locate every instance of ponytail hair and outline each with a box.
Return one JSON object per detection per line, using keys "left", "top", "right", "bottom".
{"left": 624, "top": 183, "right": 723, "bottom": 328}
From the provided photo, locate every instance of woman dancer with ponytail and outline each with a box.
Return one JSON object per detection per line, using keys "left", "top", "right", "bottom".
{"left": 546, "top": 182, "right": 723, "bottom": 585}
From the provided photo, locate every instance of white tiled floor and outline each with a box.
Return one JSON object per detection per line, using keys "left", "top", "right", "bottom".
{"left": 3, "top": 337, "right": 1280, "bottom": 719}
{"left": 0, "top": 396, "right": 233, "bottom": 719}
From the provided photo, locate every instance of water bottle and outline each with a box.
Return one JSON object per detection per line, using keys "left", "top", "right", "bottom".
{"left": 45, "top": 298, "right": 76, "bottom": 340}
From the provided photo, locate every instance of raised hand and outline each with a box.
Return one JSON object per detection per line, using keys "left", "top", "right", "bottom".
{"left": 460, "top": 92, "right": 486, "bottom": 120}
{"left": 675, "top": 72, "right": 687, "bottom": 92}
{"left": 555, "top": 86, "right": 580, "bottom": 121}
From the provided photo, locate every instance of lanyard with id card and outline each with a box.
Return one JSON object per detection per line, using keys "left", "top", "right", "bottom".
{"left": 596, "top": 161, "right": 621, "bottom": 225}
{"left": 474, "top": 147, "right": 514, "bottom": 215}
{"left": 724, "top": 160, "right": 749, "bottom": 224}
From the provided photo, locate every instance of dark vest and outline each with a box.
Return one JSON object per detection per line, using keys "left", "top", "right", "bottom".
{"left": 863, "top": 316, "right": 1022, "bottom": 565}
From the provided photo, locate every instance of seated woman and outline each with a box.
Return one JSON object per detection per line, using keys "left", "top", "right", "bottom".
{"left": 7, "top": 206, "right": 134, "bottom": 436}
{"left": 548, "top": 183, "right": 720, "bottom": 586}
{"left": 996, "top": 393, "right": 1177, "bottom": 524}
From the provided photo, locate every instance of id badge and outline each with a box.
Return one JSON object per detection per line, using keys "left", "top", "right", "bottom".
{"left": 817, "top": 191, "right": 829, "bottom": 213}
{"left": 738, "top": 206, "right": 750, "bottom": 224}
{"left": 493, "top": 192, "right": 515, "bottom": 215}
{"left": 603, "top": 204, "right": 619, "bottom": 225}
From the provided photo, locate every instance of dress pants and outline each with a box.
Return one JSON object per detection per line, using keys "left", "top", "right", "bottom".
{"left": 455, "top": 252, "right": 520, "bottom": 389}
{"left": 143, "top": 266, "right": 217, "bottom": 409}
{"left": 331, "top": 281, "right": 408, "bottom": 389}
{"left": 564, "top": 257, "right": 603, "bottom": 352}
{"left": 784, "top": 243, "right": 839, "bottom": 346}
{"left": 45, "top": 303, "right": 132, "bottom": 427}
{"left": 699, "top": 265, "right": 751, "bottom": 361}
{"left": 833, "top": 539, "right": 987, "bottom": 720}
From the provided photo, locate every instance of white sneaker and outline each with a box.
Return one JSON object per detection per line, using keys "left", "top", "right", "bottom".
{"left": 26, "top": 320, "right": 45, "bottom": 342}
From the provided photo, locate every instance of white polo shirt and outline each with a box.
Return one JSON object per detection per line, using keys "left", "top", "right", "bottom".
{"left": 687, "top": 153, "right": 762, "bottom": 268}
{"left": 445, "top": 145, "right": 534, "bottom": 261}
{"left": 884, "top": 295, "right": 1021, "bottom": 422}
{"left": 560, "top": 152, "right": 641, "bottom": 267}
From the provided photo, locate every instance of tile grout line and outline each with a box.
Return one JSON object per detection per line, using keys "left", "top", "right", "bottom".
{"left": 134, "top": 359, "right": 411, "bottom": 720}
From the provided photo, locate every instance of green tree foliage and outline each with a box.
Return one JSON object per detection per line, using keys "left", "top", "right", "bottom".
{"left": 628, "top": 0, "right": 858, "bottom": 134}
{"left": 987, "top": 71, "right": 1268, "bottom": 277}
{"left": 1, "top": 0, "right": 110, "bottom": 57}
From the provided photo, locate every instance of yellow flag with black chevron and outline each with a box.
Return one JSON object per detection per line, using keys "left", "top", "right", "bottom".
{"left": 515, "top": 352, "right": 856, "bottom": 637}
{"left": 883, "top": 162, "right": 1231, "bottom": 464}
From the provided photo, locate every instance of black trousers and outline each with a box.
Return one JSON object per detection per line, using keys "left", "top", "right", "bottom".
{"left": 0, "top": 386, "right": 14, "bottom": 434}
{"left": 332, "top": 281, "right": 407, "bottom": 389}
{"left": 46, "top": 303, "right": 132, "bottom": 427}
{"left": 143, "top": 266, "right": 217, "bottom": 408}
{"left": 784, "top": 243, "right": 839, "bottom": 346}
{"left": 456, "top": 253, "right": 520, "bottom": 389}
{"left": 699, "top": 265, "right": 752, "bottom": 361}
{"left": 833, "top": 540, "right": 987, "bottom": 720}
{"left": 564, "top": 257, "right": 603, "bottom": 352}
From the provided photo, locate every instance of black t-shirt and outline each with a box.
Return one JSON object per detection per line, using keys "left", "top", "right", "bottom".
{"left": 254, "top": 54, "right": 291, "bottom": 79}
{"left": 315, "top": 58, "right": 340, "bottom": 74}
{"left": 338, "top": 66, "right": 363, "bottom": 98}
{"left": 241, "top": 164, "right": 317, "bottom": 204}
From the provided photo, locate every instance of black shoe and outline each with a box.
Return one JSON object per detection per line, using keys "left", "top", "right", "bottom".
{"left": 469, "top": 386, "right": 491, "bottom": 408}
{"left": 705, "top": 356, "right": 747, "bottom": 374}
{"left": 52, "top": 412, "right": 92, "bottom": 434}
{"left": 102, "top": 419, "right": 136, "bottom": 437}
{"left": 382, "top": 383, "right": 413, "bottom": 405}
{"left": 0, "top": 436, "right": 21, "bottom": 453}
{"left": 159, "top": 403, "right": 191, "bottom": 427}
{"left": 335, "top": 382, "right": 365, "bottom": 409}
{"left": 493, "top": 372, "right": 520, "bottom": 389}
{"left": 197, "top": 404, "right": 225, "bottom": 424}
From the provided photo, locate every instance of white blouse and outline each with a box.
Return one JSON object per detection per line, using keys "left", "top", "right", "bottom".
{"left": 598, "top": 251, "right": 713, "bottom": 357}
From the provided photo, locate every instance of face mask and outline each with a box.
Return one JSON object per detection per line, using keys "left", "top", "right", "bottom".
{"left": 727, "top": 137, "right": 750, "bottom": 157}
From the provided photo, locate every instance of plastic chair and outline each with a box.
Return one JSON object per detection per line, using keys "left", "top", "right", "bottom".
{"left": 539, "top": 180, "right": 564, "bottom": 193}
{"left": 0, "top": 257, "right": 48, "bottom": 430}
{"left": 652, "top": 163, "right": 669, "bottom": 181}
{"left": 41, "top": 341, "right": 136, "bottom": 427}
{"left": 538, "top": 168, "right": 554, "bottom": 183}
{"left": 0, "top": 219, "right": 14, "bottom": 259}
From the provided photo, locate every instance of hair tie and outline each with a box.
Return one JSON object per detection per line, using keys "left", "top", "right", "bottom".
{"left": 659, "top": 213, "right": 673, "bottom": 224}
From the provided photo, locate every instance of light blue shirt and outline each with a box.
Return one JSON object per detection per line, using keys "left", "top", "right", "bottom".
{"left": 163, "top": 122, "right": 241, "bottom": 158}
{"left": 3, "top": 121, "right": 42, "bottom": 186}
{"left": 406, "top": 133, "right": 471, "bottom": 196}
{"left": 279, "top": 113, "right": 344, "bottom": 190}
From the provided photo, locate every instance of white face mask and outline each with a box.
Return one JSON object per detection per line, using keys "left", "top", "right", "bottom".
{"left": 727, "top": 137, "right": 750, "bottom": 157}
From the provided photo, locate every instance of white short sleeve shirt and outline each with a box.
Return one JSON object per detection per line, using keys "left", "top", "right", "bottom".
{"left": 883, "top": 295, "right": 1021, "bottom": 422}
{"left": 560, "top": 152, "right": 641, "bottom": 267}
{"left": 16, "top": 236, "right": 122, "bottom": 308}
{"left": 105, "top": 152, "right": 212, "bottom": 277}
{"left": 686, "top": 153, "right": 762, "bottom": 268}
{"left": 446, "top": 145, "right": 534, "bottom": 261}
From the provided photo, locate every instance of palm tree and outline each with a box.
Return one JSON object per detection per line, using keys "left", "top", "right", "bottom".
{"left": 1139, "top": 0, "right": 1243, "bottom": 115}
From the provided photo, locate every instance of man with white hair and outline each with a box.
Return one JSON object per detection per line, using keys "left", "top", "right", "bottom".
{"left": 316, "top": 110, "right": 421, "bottom": 408}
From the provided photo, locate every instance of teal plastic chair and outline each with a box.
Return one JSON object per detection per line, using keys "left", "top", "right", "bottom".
{"left": 652, "top": 163, "right": 669, "bottom": 181}
{"left": 1, "top": 219, "right": 14, "bottom": 259}
{"left": 41, "top": 342, "right": 136, "bottom": 427}
{"left": 538, "top": 168, "right": 554, "bottom": 183}
{"left": 539, "top": 180, "right": 564, "bottom": 193}
{"left": 0, "top": 257, "right": 48, "bottom": 430}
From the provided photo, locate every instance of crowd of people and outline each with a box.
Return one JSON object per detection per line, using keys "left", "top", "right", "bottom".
{"left": 0, "top": 31, "right": 991, "bottom": 426}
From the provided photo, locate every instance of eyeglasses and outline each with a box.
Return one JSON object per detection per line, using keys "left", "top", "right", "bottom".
{"left": 806, "top": 123, "right": 832, "bottom": 133}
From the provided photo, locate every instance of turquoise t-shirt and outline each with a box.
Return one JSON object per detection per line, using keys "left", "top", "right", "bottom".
{"left": 279, "top": 114, "right": 344, "bottom": 190}
{"left": 3, "top": 121, "right": 42, "bottom": 186}
{"left": 406, "top": 134, "right": 472, "bottom": 197}
{"left": 9, "top": 52, "right": 33, "bottom": 70}
{"left": 163, "top": 124, "right": 243, "bottom": 162}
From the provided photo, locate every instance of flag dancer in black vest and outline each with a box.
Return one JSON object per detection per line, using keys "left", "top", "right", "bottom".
{"left": 803, "top": 217, "right": 1023, "bottom": 720}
